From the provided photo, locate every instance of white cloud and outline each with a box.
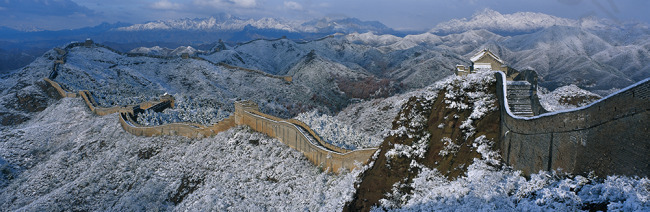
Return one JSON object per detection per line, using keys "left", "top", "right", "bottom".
{"left": 193, "top": 0, "right": 257, "bottom": 8}
{"left": 284, "top": 1, "right": 302, "bottom": 11}
{"left": 151, "top": 0, "right": 183, "bottom": 10}
{"left": 232, "top": 0, "right": 256, "bottom": 8}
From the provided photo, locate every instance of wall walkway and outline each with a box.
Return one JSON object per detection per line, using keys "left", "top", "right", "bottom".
{"left": 234, "top": 101, "right": 378, "bottom": 172}
{"left": 495, "top": 72, "right": 650, "bottom": 177}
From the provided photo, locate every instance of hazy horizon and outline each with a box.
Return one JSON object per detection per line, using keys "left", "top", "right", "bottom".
{"left": 1, "top": 0, "right": 649, "bottom": 31}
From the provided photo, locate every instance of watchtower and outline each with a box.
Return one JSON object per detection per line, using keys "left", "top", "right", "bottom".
{"left": 470, "top": 49, "right": 507, "bottom": 72}
{"left": 84, "top": 38, "right": 94, "bottom": 47}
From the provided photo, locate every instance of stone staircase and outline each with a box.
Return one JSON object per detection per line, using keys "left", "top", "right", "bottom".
{"left": 506, "top": 81, "right": 535, "bottom": 117}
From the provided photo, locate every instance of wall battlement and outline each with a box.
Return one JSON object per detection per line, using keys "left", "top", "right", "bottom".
{"left": 234, "top": 101, "right": 378, "bottom": 172}
{"left": 495, "top": 72, "right": 650, "bottom": 177}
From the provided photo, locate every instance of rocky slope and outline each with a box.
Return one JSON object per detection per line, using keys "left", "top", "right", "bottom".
{"left": 343, "top": 72, "right": 649, "bottom": 211}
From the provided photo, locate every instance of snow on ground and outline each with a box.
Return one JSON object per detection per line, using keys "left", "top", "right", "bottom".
{"left": 333, "top": 84, "right": 436, "bottom": 141}
{"left": 137, "top": 94, "right": 232, "bottom": 126}
{"left": 0, "top": 98, "right": 361, "bottom": 211}
{"left": 372, "top": 72, "right": 649, "bottom": 211}
{"left": 431, "top": 71, "right": 497, "bottom": 139}
{"left": 379, "top": 135, "right": 649, "bottom": 211}
{"left": 294, "top": 110, "right": 383, "bottom": 150}
{"left": 538, "top": 84, "right": 602, "bottom": 112}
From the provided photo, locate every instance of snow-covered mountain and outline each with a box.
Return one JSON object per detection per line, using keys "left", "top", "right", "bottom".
{"left": 300, "top": 17, "right": 396, "bottom": 34}
{"left": 117, "top": 14, "right": 396, "bottom": 35}
{"left": 3, "top": 7, "right": 650, "bottom": 211}
{"left": 118, "top": 15, "right": 298, "bottom": 32}
{"left": 129, "top": 46, "right": 205, "bottom": 57}
{"left": 430, "top": 8, "right": 609, "bottom": 35}
{"left": 195, "top": 25, "right": 650, "bottom": 94}
{"left": 1, "top": 39, "right": 648, "bottom": 210}
{"left": 0, "top": 15, "right": 400, "bottom": 74}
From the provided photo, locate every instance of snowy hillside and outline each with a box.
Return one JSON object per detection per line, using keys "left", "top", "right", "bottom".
{"left": 0, "top": 55, "right": 648, "bottom": 210}
{"left": 0, "top": 49, "right": 63, "bottom": 126}
{"left": 200, "top": 36, "right": 461, "bottom": 90}
{"left": 194, "top": 19, "right": 650, "bottom": 94}
{"left": 538, "top": 84, "right": 602, "bottom": 112}
{"left": 53, "top": 44, "right": 352, "bottom": 119}
{"left": 0, "top": 98, "right": 362, "bottom": 211}
{"left": 345, "top": 72, "right": 649, "bottom": 211}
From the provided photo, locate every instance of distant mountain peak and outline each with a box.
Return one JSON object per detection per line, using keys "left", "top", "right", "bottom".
{"left": 430, "top": 8, "right": 582, "bottom": 35}
{"left": 116, "top": 15, "right": 395, "bottom": 35}
{"left": 116, "top": 15, "right": 298, "bottom": 32}
{"left": 301, "top": 17, "right": 393, "bottom": 34}
{"left": 474, "top": 8, "right": 502, "bottom": 17}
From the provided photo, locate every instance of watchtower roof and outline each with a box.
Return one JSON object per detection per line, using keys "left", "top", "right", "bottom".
{"left": 470, "top": 49, "right": 505, "bottom": 64}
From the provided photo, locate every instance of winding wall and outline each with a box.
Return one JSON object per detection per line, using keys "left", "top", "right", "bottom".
{"left": 44, "top": 68, "right": 373, "bottom": 173}
{"left": 234, "top": 101, "right": 378, "bottom": 172}
{"left": 119, "top": 113, "right": 236, "bottom": 139}
{"left": 495, "top": 72, "right": 650, "bottom": 177}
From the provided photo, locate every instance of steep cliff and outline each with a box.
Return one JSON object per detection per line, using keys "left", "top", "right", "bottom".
{"left": 345, "top": 72, "right": 501, "bottom": 211}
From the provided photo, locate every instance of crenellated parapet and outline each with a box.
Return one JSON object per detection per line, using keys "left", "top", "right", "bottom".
{"left": 495, "top": 71, "right": 650, "bottom": 177}
{"left": 234, "top": 101, "right": 378, "bottom": 173}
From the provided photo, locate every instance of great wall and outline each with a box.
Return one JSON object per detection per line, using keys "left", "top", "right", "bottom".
{"left": 43, "top": 40, "right": 375, "bottom": 173}
{"left": 496, "top": 71, "right": 650, "bottom": 177}
{"left": 39, "top": 40, "right": 649, "bottom": 177}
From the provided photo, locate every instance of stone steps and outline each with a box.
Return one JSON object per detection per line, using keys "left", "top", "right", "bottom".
{"left": 508, "top": 98, "right": 532, "bottom": 105}
{"left": 507, "top": 81, "right": 535, "bottom": 117}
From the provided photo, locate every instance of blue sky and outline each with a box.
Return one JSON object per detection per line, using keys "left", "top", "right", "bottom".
{"left": 1, "top": 0, "right": 648, "bottom": 31}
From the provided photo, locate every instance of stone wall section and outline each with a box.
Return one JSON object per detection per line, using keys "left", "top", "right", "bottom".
{"left": 119, "top": 113, "right": 236, "bottom": 139}
{"left": 234, "top": 101, "right": 378, "bottom": 173}
{"left": 43, "top": 78, "right": 77, "bottom": 98}
{"left": 45, "top": 72, "right": 373, "bottom": 173}
{"left": 495, "top": 72, "right": 649, "bottom": 177}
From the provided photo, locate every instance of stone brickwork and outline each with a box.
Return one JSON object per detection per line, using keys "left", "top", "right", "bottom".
{"left": 43, "top": 78, "right": 77, "bottom": 98}
{"left": 234, "top": 101, "right": 378, "bottom": 173}
{"left": 495, "top": 72, "right": 650, "bottom": 177}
